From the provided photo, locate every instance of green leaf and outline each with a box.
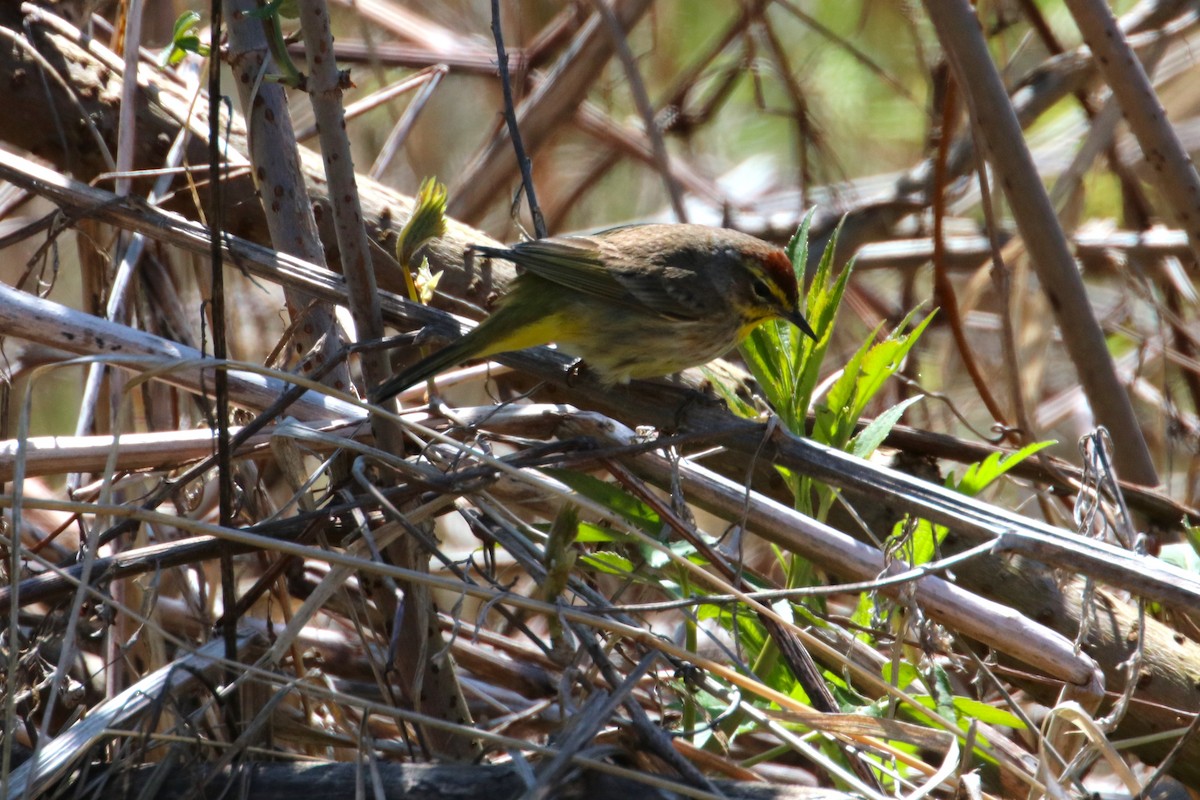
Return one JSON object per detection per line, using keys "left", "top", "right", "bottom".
{"left": 738, "top": 211, "right": 854, "bottom": 433}
{"left": 904, "top": 517, "right": 943, "bottom": 566}
{"left": 1161, "top": 542, "right": 1200, "bottom": 573}
{"left": 904, "top": 694, "right": 1026, "bottom": 732}
{"left": 397, "top": 177, "right": 448, "bottom": 268}
{"left": 849, "top": 590, "right": 877, "bottom": 643}
{"left": 881, "top": 661, "right": 920, "bottom": 691}
{"left": 816, "top": 310, "right": 934, "bottom": 453}
{"left": 850, "top": 395, "right": 924, "bottom": 459}
{"left": 701, "top": 365, "right": 759, "bottom": 418}
{"left": 853, "top": 309, "right": 933, "bottom": 419}
{"left": 949, "top": 698, "right": 1027, "bottom": 729}
{"left": 708, "top": 605, "right": 769, "bottom": 658}
{"left": 171, "top": 10, "right": 201, "bottom": 41}
{"left": 926, "top": 663, "right": 958, "bottom": 722}
{"left": 784, "top": 211, "right": 812, "bottom": 269}
{"left": 790, "top": 220, "right": 854, "bottom": 408}
{"left": 574, "top": 521, "right": 626, "bottom": 544}
{"left": 815, "top": 329, "right": 873, "bottom": 446}
{"left": 953, "top": 440, "right": 1056, "bottom": 496}
{"left": 580, "top": 551, "right": 634, "bottom": 576}
{"left": 1183, "top": 519, "right": 1200, "bottom": 559}
{"left": 544, "top": 468, "right": 662, "bottom": 535}
{"left": 161, "top": 11, "right": 210, "bottom": 67}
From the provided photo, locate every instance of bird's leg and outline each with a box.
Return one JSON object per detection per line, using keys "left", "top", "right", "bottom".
{"left": 564, "top": 358, "right": 590, "bottom": 386}
{"left": 668, "top": 386, "right": 727, "bottom": 432}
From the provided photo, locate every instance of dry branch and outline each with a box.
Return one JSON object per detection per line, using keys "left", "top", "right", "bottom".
{"left": 4, "top": 2, "right": 1200, "bottom": 796}
{"left": 923, "top": 0, "right": 1157, "bottom": 485}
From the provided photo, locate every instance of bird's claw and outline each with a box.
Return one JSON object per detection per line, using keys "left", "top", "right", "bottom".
{"left": 565, "top": 359, "right": 590, "bottom": 386}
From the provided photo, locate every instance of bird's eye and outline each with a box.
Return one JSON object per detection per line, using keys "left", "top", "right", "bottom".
{"left": 752, "top": 278, "right": 772, "bottom": 300}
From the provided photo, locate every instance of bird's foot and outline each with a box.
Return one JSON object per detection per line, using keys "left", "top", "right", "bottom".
{"left": 565, "top": 359, "right": 591, "bottom": 386}
{"left": 670, "top": 386, "right": 727, "bottom": 431}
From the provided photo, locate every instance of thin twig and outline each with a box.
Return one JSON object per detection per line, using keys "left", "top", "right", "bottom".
{"left": 367, "top": 65, "right": 448, "bottom": 179}
{"left": 930, "top": 77, "right": 1010, "bottom": 430}
{"left": 591, "top": 0, "right": 686, "bottom": 222}
{"left": 210, "top": 0, "right": 239, "bottom": 679}
{"left": 921, "top": 0, "right": 1159, "bottom": 486}
{"left": 1063, "top": 0, "right": 1200, "bottom": 261}
{"left": 490, "top": 0, "right": 546, "bottom": 238}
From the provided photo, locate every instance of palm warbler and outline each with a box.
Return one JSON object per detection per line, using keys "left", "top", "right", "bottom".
{"left": 373, "top": 223, "right": 815, "bottom": 402}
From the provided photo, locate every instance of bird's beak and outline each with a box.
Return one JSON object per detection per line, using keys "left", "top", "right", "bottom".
{"left": 786, "top": 309, "right": 818, "bottom": 341}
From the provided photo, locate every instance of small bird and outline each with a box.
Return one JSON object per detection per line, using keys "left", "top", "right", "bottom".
{"left": 372, "top": 223, "right": 816, "bottom": 402}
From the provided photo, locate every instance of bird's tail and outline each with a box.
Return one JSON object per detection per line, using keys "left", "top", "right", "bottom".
{"left": 371, "top": 280, "right": 550, "bottom": 403}
{"left": 467, "top": 243, "right": 516, "bottom": 263}
{"left": 371, "top": 333, "right": 484, "bottom": 404}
